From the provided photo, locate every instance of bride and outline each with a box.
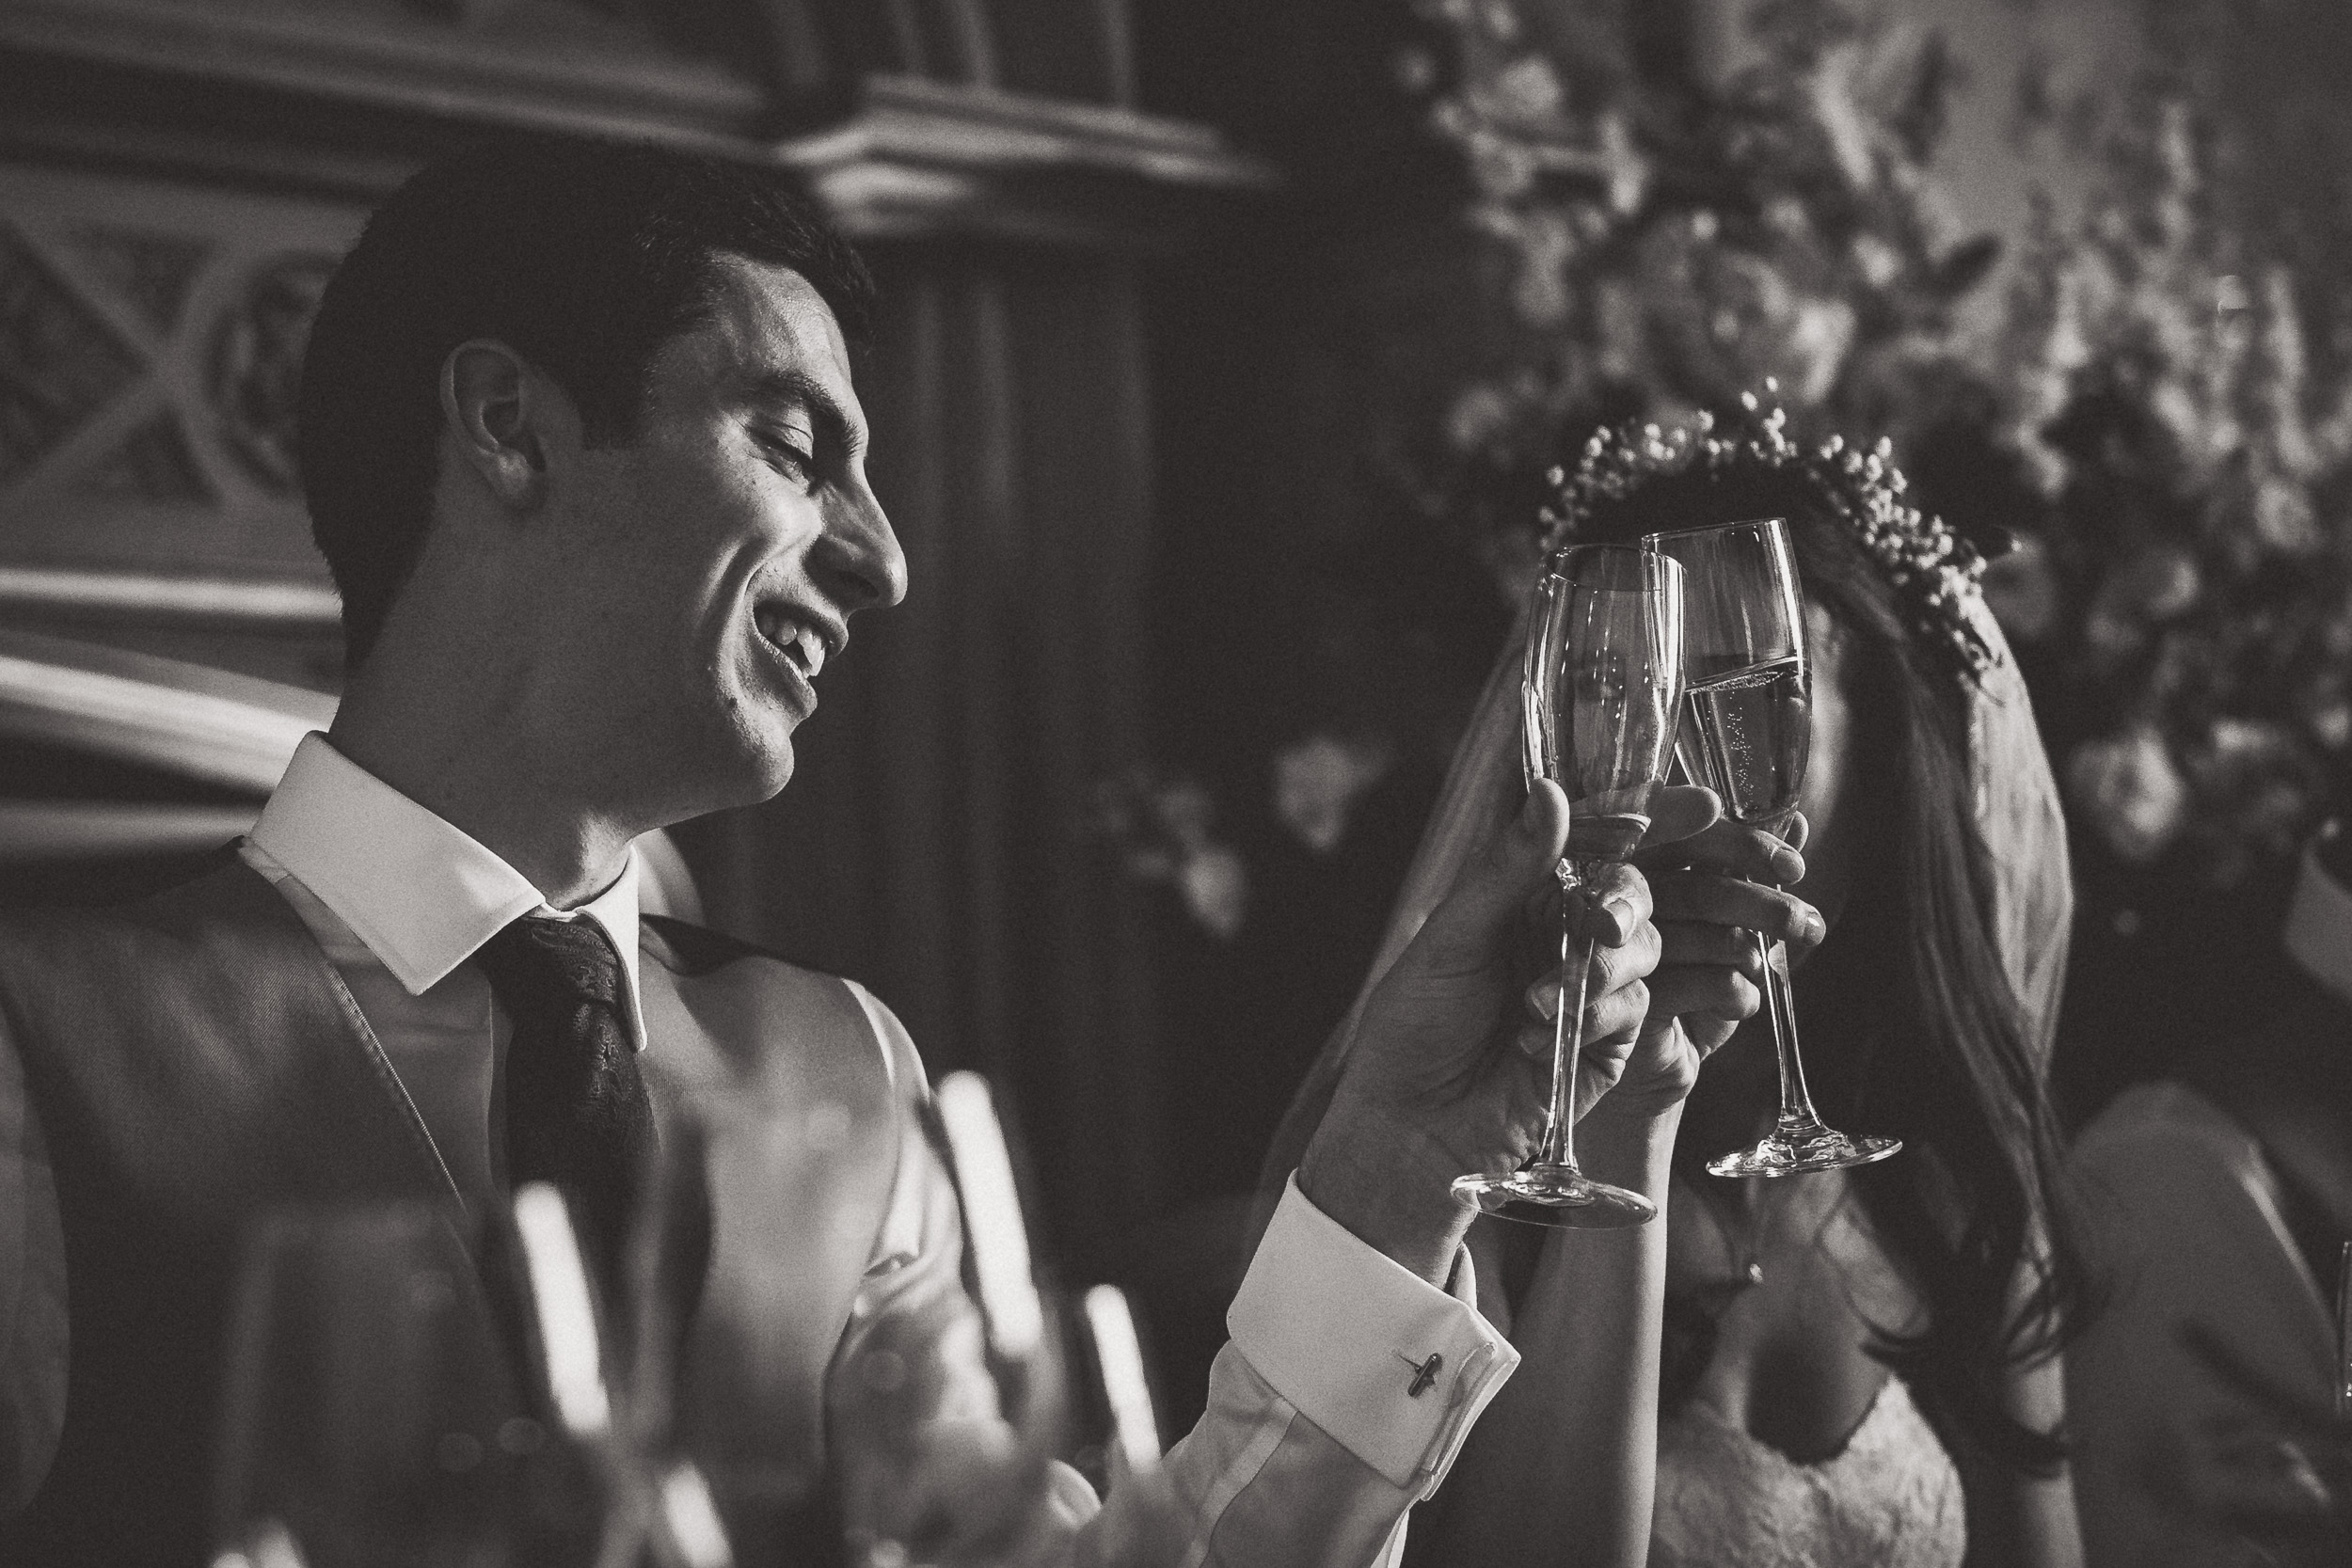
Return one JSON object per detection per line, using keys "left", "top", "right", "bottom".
{"left": 1259, "top": 404, "right": 2090, "bottom": 1567}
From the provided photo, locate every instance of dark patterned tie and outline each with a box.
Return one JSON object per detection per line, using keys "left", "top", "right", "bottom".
{"left": 474, "top": 913, "right": 657, "bottom": 1297}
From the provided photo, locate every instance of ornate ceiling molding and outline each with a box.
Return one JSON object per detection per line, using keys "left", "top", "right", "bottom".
{"left": 0, "top": 0, "right": 1277, "bottom": 249}
{"left": 786, "top": 75, "right": 1278, "bottom": 247}
{"left": 0, "top": 0, "right": 771, "bottom": 149}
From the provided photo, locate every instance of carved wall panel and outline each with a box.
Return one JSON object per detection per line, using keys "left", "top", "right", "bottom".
{"left": 0, "top": 164, "right": 361, "bottom": 585}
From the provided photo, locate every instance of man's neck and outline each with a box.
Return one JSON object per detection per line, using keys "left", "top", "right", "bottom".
{"left": 326, "top": 684, "right": 635, "bottom": 911}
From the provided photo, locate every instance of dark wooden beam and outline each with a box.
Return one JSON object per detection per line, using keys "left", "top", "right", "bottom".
{"left": 0, "top": 0, "right": 1276, "bottom": 250}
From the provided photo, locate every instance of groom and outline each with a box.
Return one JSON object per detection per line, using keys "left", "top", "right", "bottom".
{"left": 0, "top": 139, "right": 1774, "bottom": 1567}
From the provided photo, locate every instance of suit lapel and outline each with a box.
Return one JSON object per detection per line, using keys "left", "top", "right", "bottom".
{"left": 130, "top": 855, "right": 469, "bottom": 1218}
{"left": 2249, "top": 987, "right": 2352, "bottom": 1243}
{"left": 2204, "top": 973, "right": 2352, "bottom": 1291}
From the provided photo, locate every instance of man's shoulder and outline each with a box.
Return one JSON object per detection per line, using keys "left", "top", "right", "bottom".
{"left": 0, "top": 849, "right": 275, "bottom": 964}
{"left": 637, "top": 914, "right": 870, "bottom": 1009}
{"left": 638, "top": 911, "right": 806, "bottom": 979}
{"left": 636, "top": 913, "right": 914, "bottom": 1085}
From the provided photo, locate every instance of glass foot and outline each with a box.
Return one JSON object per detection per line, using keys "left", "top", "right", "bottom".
{"left": 1453, "top": 1165, "right": 1657, "bottom": 1228}
{"left": 1707, "top": 1124, "right": 1900, "bottom": 1179}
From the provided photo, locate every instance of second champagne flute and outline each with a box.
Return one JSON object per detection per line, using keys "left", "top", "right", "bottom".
{"left": 1454, "top": 544, "right": 1684, "bottom": 1228}
{"left": 1642, "top": 516, "right": 1899, "bottom": 1177}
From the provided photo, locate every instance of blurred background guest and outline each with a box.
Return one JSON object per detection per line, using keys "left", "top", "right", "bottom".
{"left": 2068, "top": 814, "right": 2352, "bottom": 1568}
{"left": 2164, "top": 1323, "right": 2352, "bottom": 1568}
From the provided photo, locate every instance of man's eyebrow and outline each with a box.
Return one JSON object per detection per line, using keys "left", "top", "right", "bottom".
{"left": 745, "top": 370, "right": 864, "bottom": 451}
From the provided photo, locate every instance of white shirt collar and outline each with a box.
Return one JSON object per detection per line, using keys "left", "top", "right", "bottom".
{"left": 249, "top": 733, "right": 647, "bottom": 1049}
{"left": 2283, "top": 841, "right": 2352, "bottom": 1011}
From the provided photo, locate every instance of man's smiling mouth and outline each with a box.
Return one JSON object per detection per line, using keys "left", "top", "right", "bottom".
{"left": 753, "top": 600, "right": 836, "bottom": 683}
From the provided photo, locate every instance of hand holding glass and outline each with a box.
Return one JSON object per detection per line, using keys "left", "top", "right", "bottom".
{"left": 1453, "top": 544, "right": 1684, "bottom": 1228}
{"left": 1641, "top": 517, "right": 1899, "bottom": 1177}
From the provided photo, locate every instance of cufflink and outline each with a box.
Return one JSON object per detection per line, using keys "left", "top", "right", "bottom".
{"left": 1396, "top": 1351, "right": 1443, "bottom": 1397}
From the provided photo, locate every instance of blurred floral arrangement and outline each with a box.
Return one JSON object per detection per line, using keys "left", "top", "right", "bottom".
{"left": 1993, "top": 97, "right": 2352, "bottom": 887}
{"left": 1116, "top": 0, "right": 2022, "bottom": 939}
{"left": 1405, "top": 0, "right": 2352, "bottom": 897}
{"left": 1092, "top": 733, "right": 1399, "bottom": 942}
{"left": 1398, "top": 0, "right": 2007, "bottom": 606}
{"left": 1090, "top": 771, "right": 1251, "bottom": 940}
{"left": 1116, "top": 0, "right": 2352, "bottom": 940}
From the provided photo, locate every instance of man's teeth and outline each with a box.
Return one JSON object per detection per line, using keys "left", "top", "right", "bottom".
{"left": 756, "top": 609, "right": 824, "bottom": 679}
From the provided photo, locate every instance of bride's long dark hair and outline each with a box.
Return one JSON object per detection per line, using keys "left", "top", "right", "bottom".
{"left": 1569, "top": 458, "right": 2090, "bottom": 1478}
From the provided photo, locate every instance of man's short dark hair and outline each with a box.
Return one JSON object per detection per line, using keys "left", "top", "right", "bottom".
{"left": 298, "top": 138, "right": 874, "bottom": 668}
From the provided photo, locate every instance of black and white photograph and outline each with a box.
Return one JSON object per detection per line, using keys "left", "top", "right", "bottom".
{"left": 1, "top": 1, "right": 2348, "bottom": 1564}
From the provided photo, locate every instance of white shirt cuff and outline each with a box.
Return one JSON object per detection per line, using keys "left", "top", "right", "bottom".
{"left": 1227, "top": 1173, "right": 1519, "bottom": 1495}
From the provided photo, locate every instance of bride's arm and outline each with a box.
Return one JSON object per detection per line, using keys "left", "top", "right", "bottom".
{"left": 1968, "top": 1303, "right": 2083, "bottom": 1568}
{"left": 1408, "top": 823, "right": 1825, "bottom": 1568}
{"left": 1412, "top": 1102, "right": 1680, "bottom": 1568}
{"left": 1994, "top": 1352, "right": 2084, "bottom": 1568}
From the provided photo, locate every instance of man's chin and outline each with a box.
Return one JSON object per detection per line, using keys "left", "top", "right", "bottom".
{"left": 653, "top": 679, "right": 805, "bottom": 816}
{"left": 665, "top": 728, "right": 796, "bottom": 821}
{"left": 753, "top": 745, "right": 797, "bottom": 802}
{"left": 735, "top": 730, "right": 797, "bottom": 806}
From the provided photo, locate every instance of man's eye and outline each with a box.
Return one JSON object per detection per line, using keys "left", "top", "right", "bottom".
{"left": 757, "top": 433, "right": 816, "bottom": 482}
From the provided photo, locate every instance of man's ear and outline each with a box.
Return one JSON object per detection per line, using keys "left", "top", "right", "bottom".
{"left": 440, "top": 340, "right": 571, "bottom": 511}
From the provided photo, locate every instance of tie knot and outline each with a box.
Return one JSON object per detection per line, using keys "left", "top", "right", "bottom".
{"left": 475, "top": 914, "right": 627, "bottom": 1019}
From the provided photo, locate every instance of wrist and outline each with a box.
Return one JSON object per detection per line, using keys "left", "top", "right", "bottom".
{"left": 1568, "top": 1099, "right": 1681, "bottom": 1194}
{"left": 1297, "top": 1111, "right": 1474, "bottom": 1286}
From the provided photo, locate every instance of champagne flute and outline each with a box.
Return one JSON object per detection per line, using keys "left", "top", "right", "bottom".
{"left": 845, "top": 1071, "right": 1078, "bottom": 1563}
{"left": 1454, "top": 544, "right": 1685, "bottom": 1228}
{"left": 499, "top": 1180, "right": 731, "bottom": 1568}
{"left": 1642, "top": 517, "right": 1899, "bottom": 1177}
{"left": 1078, "top": 1284, "right": 1162, "bottom": 1484}
{"left": 2337, "top": 1241, "right": 2352, "bottom": 1421}
{"left": 211, "top": 1202, "right": 544, "bottom": 1568}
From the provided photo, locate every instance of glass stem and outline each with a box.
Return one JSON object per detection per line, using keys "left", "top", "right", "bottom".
{"left": 1756, "top": 932, "right": 1824, "bottom": 1136}
{"left": 1538, "top": 862, "right": 1601, "bottom": 1171}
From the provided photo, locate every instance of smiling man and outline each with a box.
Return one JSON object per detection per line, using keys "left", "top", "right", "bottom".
{"left": 0, "top": 141, "right": 1729, "bottom": 1568}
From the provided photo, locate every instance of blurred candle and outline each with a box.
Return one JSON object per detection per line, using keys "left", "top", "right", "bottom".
{"left": 933, "top": 1073, "right": 1045, "bottom": 1364}
{"left": 1082, "top": 1285, "right": 1161, "bottom": 1477}
{"left": 513, "top": 1183, "right": 614, "bottom": 1442}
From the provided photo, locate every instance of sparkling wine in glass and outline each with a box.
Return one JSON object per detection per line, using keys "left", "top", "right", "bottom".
{"left": 1454, "top": 544, "right": 1685, "bottom": 1228}
{"left": 1643, "top": 516, "right": 1899, "bottom": 1178}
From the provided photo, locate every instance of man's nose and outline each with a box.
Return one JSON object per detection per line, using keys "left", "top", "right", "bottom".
{"left": 820, "top": 483, "right": 908, "bottom": 611}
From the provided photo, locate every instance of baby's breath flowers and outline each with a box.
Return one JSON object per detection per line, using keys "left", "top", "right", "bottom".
{"left": 1544, "top": 390, "right": 1999, "bottom": 687}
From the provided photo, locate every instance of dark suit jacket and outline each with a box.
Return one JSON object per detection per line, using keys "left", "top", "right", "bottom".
{"left": 2183, "top": 961, "right": 2352, "bottom": 1294}
{"left": 0, "top": 854, "right": 914, "bottom": 1567}
{"left": 2068, "top": 956, "right": 2352, "bottom": 1568}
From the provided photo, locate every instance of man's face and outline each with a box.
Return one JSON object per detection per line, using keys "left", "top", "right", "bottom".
{"left": 551, "top": 254, "right": 905, "bottom": 818}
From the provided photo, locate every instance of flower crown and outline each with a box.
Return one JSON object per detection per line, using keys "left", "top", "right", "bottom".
{"left": 1540, "top": 391, "right": 2001, "bottom": 686}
